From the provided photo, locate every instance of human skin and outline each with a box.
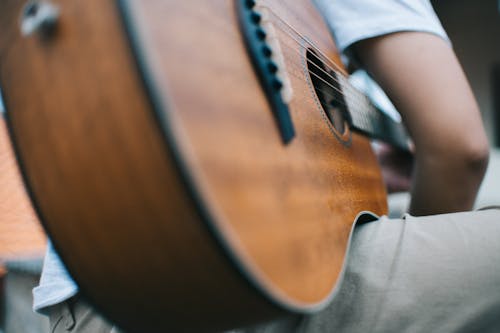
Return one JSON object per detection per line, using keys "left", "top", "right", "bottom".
{"left": 355, "top": 32, "right": 489, "bottom": 216}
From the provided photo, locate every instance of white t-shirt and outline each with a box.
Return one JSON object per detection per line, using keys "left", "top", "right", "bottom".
{"left": 33, "top": 0, "right": 450, "bottom": 313}
{"left": 314, "top": 0, "right": 449, "bottom": 123}
{"left": 314, "top": 0, "right": 448, "bottom": 54}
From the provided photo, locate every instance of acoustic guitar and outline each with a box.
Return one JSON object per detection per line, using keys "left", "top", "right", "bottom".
{"left": 0, "top": 0, "right": 408, "bottom": 332}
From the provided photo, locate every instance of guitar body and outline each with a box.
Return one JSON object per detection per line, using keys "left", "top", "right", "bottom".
{"left": 0, "top": 0, "right": 387, "bottom": 332}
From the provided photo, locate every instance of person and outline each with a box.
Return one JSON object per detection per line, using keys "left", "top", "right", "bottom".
{"left": 31, "top": 0, "right": 500, "bottom": 332}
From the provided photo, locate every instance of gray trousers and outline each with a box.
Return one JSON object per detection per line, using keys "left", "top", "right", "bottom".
{"left": 48, "top": 297, "right": 121, "bottom": 333}
{"left": 48, "top": 209, "right": 500, "bottom": 333}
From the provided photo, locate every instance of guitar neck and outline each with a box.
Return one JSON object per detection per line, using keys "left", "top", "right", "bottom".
{"left": 339, "top": 76, "right": 411, "bottom": 151}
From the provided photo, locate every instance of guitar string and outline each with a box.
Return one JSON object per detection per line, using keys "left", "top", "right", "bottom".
{"left": 273, "top": 20, "right": 369, "bottom": 104}
{"left": 190, "top": 3, "right": 381, "bottom": 117}
{"left": 275, "top": 33, "right": 377, "bottom": 127}
{"left": 281, "top": 59, "right": 376, "bottom": 132}
{"left": 239, "top": 5, "right": 403, "bottom": 141}
{"left": 276, "top": 36, "right": 406, "bottom": 137}
{"left": 201, "top": 9, "right": 401, "bottom": 142}
{"left": 176, "top": 6, "right": 391, "bottom": 131}
{"left": 275, "top": 58, "right": 406, "bottom": 145}
{"left": 260, "top": 19, "right": 401, "bottom": 136}
{"left": 265, "top": 18, "right": 379, "bottom": 122}
{"left": 180, "top": 3, "right": 376, "bottom": 106}
{"left": 261, "top": 6, "right": 371, "bottom": 99}
{"left": 263, "top": 7, "right": 349, "bottom": 79}
{"left": 281, "top": 36, "right": 369, "bottom": 108}
{"left": 255, "top": 6, "right": 395, "bottom": 128}
{"left": 279, "top": 36, "right": 372, "bottom": 112}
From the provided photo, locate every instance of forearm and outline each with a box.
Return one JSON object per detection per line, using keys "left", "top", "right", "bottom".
{"left": 354, "top": 32, "right": 489, "bottom": 215}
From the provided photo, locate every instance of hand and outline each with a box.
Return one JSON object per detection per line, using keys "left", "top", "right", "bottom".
{"left": 372, "top": 141, "right": 413, "bottom": 193}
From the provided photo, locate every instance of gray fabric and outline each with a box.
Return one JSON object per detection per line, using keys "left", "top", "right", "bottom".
{"left": 33, "top": 241, "right": 78, "bottom": 314}
{"left": 49, "top": 298, "right": 121, "bottom": 333}
{"left": 5, "top": 258, "right": 43, "bottom": 275}
{"left": 45, "top": 209, "right": 500, "bottom": 332}
{"left": 238, "top": 209, "right": 500, "bottom": 333}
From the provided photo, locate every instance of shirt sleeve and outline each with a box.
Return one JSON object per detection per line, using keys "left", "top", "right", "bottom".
{"left": 314, "top": 0, "right": 450, "bottom": 54}
{"left": 32, "top": 240, "right": 79, "bottom": 314}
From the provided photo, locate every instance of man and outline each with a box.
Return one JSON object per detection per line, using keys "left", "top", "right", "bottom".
{"left": 34, "top": 1, "right": 499, "bottom": 332}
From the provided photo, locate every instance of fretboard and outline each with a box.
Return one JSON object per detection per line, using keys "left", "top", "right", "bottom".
{"left": 338, "top": 76, "right": 410, "bottom": 151}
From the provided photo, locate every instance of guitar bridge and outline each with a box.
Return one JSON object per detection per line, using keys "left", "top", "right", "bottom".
{"left": 236, "top": 0, "right": 295, "bottom": 144}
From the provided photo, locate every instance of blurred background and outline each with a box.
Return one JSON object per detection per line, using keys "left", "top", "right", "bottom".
{"left": 433, "top": 0, "right": 500, "bottom": 148}
{"left": 1, "top": 1, "right": 500, "bottom": 332}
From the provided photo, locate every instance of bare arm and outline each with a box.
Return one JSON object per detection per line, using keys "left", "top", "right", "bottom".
{"left": 354, "top": 32, "right": 489, "bottom": 215}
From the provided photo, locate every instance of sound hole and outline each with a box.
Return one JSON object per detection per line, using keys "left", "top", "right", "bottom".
{"left": 306, "top": 48, "right": 349, "bottom": 135}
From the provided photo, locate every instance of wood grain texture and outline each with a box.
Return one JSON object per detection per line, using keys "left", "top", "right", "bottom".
{"left": 126, "top": 0, "right": 387, "bottom": 304}
{"left": 0, "top": 0, "right": 388, "bottom": 332}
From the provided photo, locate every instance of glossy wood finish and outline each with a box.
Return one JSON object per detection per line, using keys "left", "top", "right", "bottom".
{"left": 0, "top": 0, "right": 387, "bottom": 331}
{"left": 126, "top": 0, "right": 387, "bottom": 304}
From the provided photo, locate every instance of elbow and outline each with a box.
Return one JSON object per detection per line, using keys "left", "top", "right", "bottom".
{"left": 418, "top": 131, "right": 490, "bottom": 186}
{"left": 438, "top": 134, "right": 489, "bottom": 184}
{"left": 461, "top": 139, "right": 489, "bottom": 183}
